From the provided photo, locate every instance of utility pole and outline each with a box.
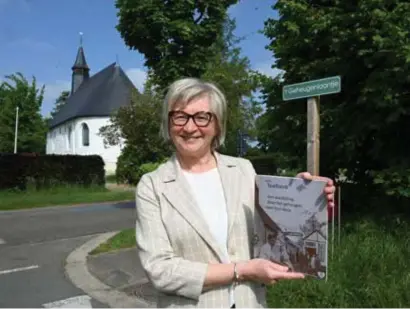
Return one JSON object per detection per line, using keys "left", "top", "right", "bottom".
{"left": 14, "top": 106, "right": 19, "bottom": 154}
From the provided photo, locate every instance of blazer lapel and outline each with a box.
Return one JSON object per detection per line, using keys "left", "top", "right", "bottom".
{"left": 215, "top": 153, "right": 242, "bottom": 242}
{"left": 161, "top": 155, "right": 226, "bottom": 261}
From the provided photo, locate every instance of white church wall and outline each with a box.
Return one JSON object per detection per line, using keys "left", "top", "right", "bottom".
{"left": 46, "top": 117, "right": 124, "bottom": 175}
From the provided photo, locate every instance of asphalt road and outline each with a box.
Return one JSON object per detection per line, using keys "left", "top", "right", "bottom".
{"left": 0, "top": 201, "right": 135, "bottom": 308}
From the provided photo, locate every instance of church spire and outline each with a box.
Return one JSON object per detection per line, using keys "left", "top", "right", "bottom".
{"left": 71, "top": 32, "right": 90, "bottom": 94}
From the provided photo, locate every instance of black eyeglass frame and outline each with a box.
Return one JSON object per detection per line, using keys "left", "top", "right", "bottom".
{"left": 168, "top": 111, "right": 214, "bottom": 127}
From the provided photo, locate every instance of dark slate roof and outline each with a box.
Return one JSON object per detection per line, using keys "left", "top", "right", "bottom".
{"left": 49, "top": 62, "right": 136, "bottom": 129}
{"left": 72, "top": 46, "right": 89, "bottom": 70}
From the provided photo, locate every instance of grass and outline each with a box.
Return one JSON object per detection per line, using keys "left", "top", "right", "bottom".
{"left": 105, "top": 174, "right": 117, "bottom": 183}
{"left": 0, "top": 185, "right": 135, "bottom": 211}
{"left": 92, "top": 217, "right": 410, "bottom": 307}
{"left": 90, "top": 228, "right": 135, "bottom": 255}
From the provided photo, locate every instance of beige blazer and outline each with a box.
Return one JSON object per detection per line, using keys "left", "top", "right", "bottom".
{"left": 135, "top": 152, "right": 266, "bottom": 308}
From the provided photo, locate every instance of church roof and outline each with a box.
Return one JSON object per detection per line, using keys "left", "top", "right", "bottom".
{"left": 49, "top": 62, "right": 136, "bottom": 129}
{"left": 72, "top": 46, "right": 89, "bottom": 70}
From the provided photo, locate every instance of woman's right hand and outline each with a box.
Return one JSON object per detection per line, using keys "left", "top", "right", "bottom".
{"left": 237, "top": 259, "right": 305, "bottom": 285}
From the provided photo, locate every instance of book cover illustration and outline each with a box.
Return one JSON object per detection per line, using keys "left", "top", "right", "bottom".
{"left": 253, "top": 175, "right": 328, "bottom": 280}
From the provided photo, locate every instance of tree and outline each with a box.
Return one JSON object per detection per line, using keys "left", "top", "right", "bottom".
{"left": 115, "top": 0, "right": 238, "bottom": 90}
{"left": 201, "top": 18, "right": 262, "bottom": 155}
{"left": 259, "top": 0, "right": 410, "bottom": 197}
{"left": 0, "top": 73, "right": 47, "bottom": 153}
{"left": 99, "top": 83, "right": 171, "bottom": 183}
{"left": 50, "top": 90, "right": 70, "bottom": 119}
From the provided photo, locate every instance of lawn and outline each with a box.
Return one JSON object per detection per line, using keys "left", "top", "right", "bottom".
{"left": 93, "top": 217, "right": 410, "bottom": 307}
{"left": 0, "top": 185, "right": 135, "bottom": 211}
{"left": 90, "top": 228, "right": 135, "bottom": 255}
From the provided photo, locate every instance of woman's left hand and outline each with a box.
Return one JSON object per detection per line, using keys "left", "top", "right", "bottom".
{"left": 296, "top": 172, "right": 335, "bottom": 208}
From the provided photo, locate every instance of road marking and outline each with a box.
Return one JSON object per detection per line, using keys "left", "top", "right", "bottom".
{"left": 42, "top": 295, "right": 93, "bottom": 308}
{"left": 0, "top": 265, "right": 39, "bottom": 275}
{"left": 0, "top": 238, "right": 5, "bottom": 245}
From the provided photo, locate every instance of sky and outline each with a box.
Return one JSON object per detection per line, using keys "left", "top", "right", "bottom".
{"left": 0, "top": 0, "right": 279, "bottom": 117}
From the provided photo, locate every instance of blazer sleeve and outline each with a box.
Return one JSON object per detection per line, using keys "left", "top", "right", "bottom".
{"left": 134, "top": 174, "right": 208, "bottom": 300}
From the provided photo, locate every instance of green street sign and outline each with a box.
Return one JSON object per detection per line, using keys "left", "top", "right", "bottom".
{"left": 282, "top": 76, "right": 341, "bottom": 101}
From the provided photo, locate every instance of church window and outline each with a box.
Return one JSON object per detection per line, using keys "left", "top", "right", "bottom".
{"left": 82, "top": 123, "right": 90, "bottom": 146}
{"left": 67, "top": 126, "right": 72, "bottom": 148}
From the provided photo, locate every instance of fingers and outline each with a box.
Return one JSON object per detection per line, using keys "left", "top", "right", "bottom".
{"left": 297, "top": 172, "right": 312, "bottom": 180}
{"left": 326, "top": 191, "right": 335, "bottom": 201}
{"left": 270, "top": 262, "right": 289, "bottom": 272}
{"left": 324, "top": 186, "right": 335, "bottom": 194}
{"left": 273, "top": 271, "right": 305, "bottom": 280}
{"left": 263, "top": 261, "right": 305, "bottom": 284}
{"left": 298, "top": 172, "right": 335, "bottom": 188}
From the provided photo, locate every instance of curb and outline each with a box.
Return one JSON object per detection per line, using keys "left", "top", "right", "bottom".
{"left": 65, "top": 231, "right": 152, "bottom": 308}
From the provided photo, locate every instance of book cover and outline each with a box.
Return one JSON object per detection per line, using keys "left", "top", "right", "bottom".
{"left": 252, "top": 175, "right": 328, "bottom": 280}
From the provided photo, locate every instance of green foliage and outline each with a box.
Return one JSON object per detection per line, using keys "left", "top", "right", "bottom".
{"left": 0, "top": 73, "right": 47, "bottom": 153}
{"left": 371, "top": 168, "right": 410, "bottom": 197}
{"left": 50, "top": 90, "right": 70, "bottom": 119}
{"left": 116, "top": 147, "right": 166, "bottom": 185}
{"left": 90, "top": 228, "right": 136, "bottom": 255}
{"left": 258, "top": 0, "right": 410, "bottom": 196}
{"left": 99, "top": 80, "right": 171, "bottom": 184}
{"left": 0, "top": 153, "right": 105, "bottom": 191}
{"left": 0, "top": 186, "right": 134, "bottom": 211}
{"left": 115, "top": 0, "right": 238, "bottom": 90}
{"left": 247, "top": 153, "right": 301, "bottom": 176}
{"left": 115, "top": 145, "right": 142, "bottom": 184}
{"left": 139, "top": 161, "right": 163, "bottom": 175}
{"left": 201, "top": 18, "right": 262, "bottom": 155}
{"left": 99, "top": 88, "right": 171, "bottom": 161}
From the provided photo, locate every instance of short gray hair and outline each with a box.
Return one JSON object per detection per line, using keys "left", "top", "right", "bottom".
{"left": 160, "top": 77, "right": 227, "bottom": 148}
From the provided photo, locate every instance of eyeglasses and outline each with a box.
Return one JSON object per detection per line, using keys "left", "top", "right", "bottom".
{"left": 169, "top": 111, "right": 214, "bottom": 127}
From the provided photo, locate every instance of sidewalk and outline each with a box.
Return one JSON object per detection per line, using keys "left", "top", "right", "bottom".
{"left": 64, "top": 232, "right": 157, "bottom": 308}
{"left": 86, "top": 247, "right": 158, "bottom": 307}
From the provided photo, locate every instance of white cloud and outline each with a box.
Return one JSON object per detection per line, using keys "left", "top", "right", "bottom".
{"left": 40, "top": 80, "right": 71, "bottom": 116}
{"left": 255, "top": 62, "right": 285, "bottom": 79}
{"left": 7, "top": 38, "right": 55, "bottom": 52}
{"left": 125, "top": 68, "right": 147, "bottom": 92}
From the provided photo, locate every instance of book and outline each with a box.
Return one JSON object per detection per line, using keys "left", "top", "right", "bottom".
{"left": 253, "top": 175, "right": 328, "bottom": 280}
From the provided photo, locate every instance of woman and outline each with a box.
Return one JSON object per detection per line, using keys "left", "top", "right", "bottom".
{"left": 135, "top": 78, "right": 335, "bottom": 308}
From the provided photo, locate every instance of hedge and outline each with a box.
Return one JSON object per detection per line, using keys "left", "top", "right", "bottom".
{"left": 0, "top": 153, "right": 105, "bottom": 191}
{"left": 246, "top": 152, "right": 302, "bottom": 175}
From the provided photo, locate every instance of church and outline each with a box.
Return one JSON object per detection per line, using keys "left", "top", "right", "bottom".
{"left": 45, "top": 42, "right": 136, "bottom": 175}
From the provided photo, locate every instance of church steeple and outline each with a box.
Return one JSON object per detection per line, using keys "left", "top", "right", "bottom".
{"left": 71, "top": 32, "right": 90, "bottom": 94}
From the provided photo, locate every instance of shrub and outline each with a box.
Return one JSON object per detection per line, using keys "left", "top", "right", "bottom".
{"left": 115, "top": 146, "right": 141, "bottom": 184}
{"left": 0, "top": 153, "right": 105, "bottom": 191}
{"left": 116, "top": 143, "right": 169, "bottom": 184}
{"left": 139, "top": 161, "right": 163, "bottom": 175}
{"left": 246, "top": 152, "right": 301, "bottom": 175}
{"left": 132, "top": 160, "right": 167, "bottom": 185}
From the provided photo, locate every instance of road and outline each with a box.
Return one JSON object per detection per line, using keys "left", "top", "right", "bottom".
{"left": 0, "top": 201, "right": 135, "bottom": 308}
